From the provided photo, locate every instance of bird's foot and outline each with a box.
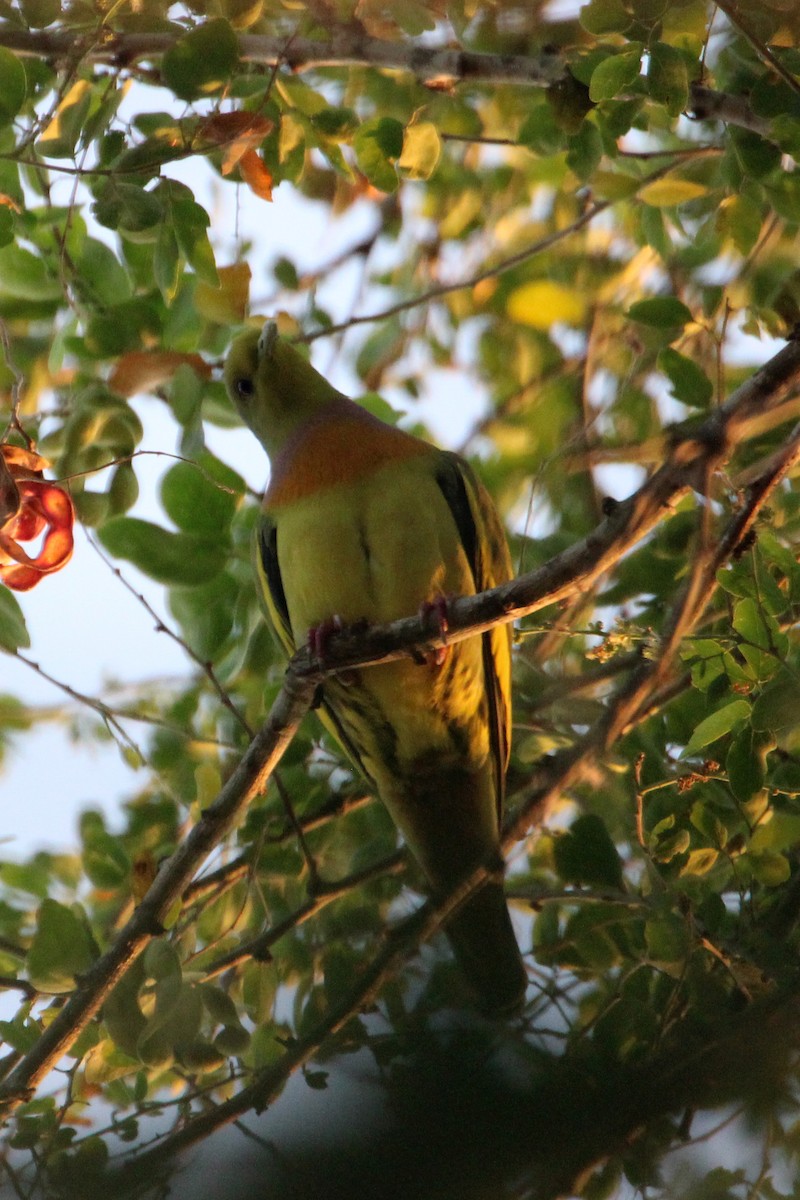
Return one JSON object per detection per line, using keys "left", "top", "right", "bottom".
{"left": 307, "top": 615, "right": 344, "bottom": 661}
{"left": 419, "top": 595, "right": 450, "bottom": 667}
{"left": 307, "top": 616, "right": 365, "bottom": 685}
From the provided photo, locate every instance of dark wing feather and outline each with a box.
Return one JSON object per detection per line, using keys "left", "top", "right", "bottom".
{"left": 255, "top": 514, "right": 294, "bottom": 657}
{"left": 434, "top": 452, "right": 513, "bottom": 813}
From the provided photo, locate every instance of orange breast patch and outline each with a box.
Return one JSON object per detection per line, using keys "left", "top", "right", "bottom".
{"left": 265, "top": 416, "right": 430, "bottom": 508}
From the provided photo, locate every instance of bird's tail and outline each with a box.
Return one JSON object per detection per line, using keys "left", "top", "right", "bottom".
{"left": 442, "top": 878, "right": 527, "bottom": 1016}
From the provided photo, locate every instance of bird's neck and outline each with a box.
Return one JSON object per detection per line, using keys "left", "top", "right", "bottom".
{"left": 264, "top": 400, "right": 429, "bottom": 509}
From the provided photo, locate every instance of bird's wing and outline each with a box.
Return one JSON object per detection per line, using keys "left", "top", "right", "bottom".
{"left": 254, "top": 512, "right": 295, "bottom": 658}
{"left": 434, "top": 451, "right": 514, "bottom": 810}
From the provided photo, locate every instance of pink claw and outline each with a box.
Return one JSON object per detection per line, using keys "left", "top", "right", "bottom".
{"left": 308, "top": 615, "right": 344, "bottom": 662}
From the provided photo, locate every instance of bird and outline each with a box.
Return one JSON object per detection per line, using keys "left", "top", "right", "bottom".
{"left": 224, "top": 321, "right": 526, "bottom": 1015}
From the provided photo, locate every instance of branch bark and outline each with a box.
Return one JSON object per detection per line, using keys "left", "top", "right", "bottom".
{"left": 0, "top": 668, "right": 318, "bottom": 1115}
{"left": 0, "top": 23, "right": 773, "bottom": 139}
{"left": 2, "top": 335, "right": 798, "bottom": 1123}
{"left": 97, "top": 343, "right": 800, "bottom": 1190}
{"left": 282, "top": 337, "right": 800, "bottom": 677}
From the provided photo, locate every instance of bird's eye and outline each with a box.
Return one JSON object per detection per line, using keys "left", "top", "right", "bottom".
{"left": 235, "top": 378, "right": 255, "bottom": 400}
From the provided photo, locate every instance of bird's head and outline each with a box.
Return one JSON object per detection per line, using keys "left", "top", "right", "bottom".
{"left": 224, "top": 321, "right": 340, "bottom": 459}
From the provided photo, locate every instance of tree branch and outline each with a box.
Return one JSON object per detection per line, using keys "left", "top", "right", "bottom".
{"left": 279, "top": 337, "right": 800, "bottom": 679}
{"left": 2, "top": 334, "right": 798, "bottom": 1120}
{"left": 0, "top": 668, "right": 318, "bottom": 1116}
{"left": 0, "top": 24, "right": 772, "bottom": 142}
{"left": 87, "top": 400, "right": 800, "bottom": 1191}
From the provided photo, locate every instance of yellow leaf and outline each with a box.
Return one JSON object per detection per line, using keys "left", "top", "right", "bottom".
{"left": 398, "top": 121, "right": 441, "bottom": 180}
{"left": 507, "top": 280, "right": 587, "bottom": 329}
{"left": 639, "top": 179, "right": 709, "bottom": 207}
{"left": 439, "top": 190, "right": 482, "bottom": 239}
{"left": 39, "top": 80, "right": 91, "bottom": 147}
{"left": 194, "top": 262, "right": 252, "bottom": 324}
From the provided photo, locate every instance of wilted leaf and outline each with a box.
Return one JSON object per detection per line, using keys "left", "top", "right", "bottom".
{"left": 108, "top": 350, "right": 212, "bottom": 398}
{"left": 194, "top": 262, "right": 252, "bottom": 323}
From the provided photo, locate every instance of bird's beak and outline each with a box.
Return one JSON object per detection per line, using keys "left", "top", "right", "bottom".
{"left": 258, "top": 320, "right": 279, "bottom": 361}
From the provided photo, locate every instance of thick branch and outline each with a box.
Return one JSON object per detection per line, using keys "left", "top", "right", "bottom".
{"left": 0, "top": 24, "right": 774, "bottom": 139}
{"left": 94, "top": 403, "right": 800, "bottom": 1189}
{"left": 282, "top": 337, "right": 800, "bottom": 679}
{"left": 0, "top": 25, "right": 562, "bottom": 86}
{"left": 0, "top": 669, "right": 317, "bottom": 1115}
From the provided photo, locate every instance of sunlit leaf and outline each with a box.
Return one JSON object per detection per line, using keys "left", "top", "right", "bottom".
{"left": 507, "top": 281, "right": 588, "bottom": 329}
{"left": 681, "top": 699, "right": 751, "bottom": 757}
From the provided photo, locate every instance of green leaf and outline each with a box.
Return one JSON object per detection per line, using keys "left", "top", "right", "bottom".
{"left": 749, "top": 851, "right": 790, "bottom": 886}
{"left": 0, "top": 589, "right": 30, "bottom": 651}
{"left": 160, "top": 456, "right": 241, "bottom": 536}
{"left": 98, "top": 517, "right": 229, "bottom": 586}
{"left": 658, "top": 347, "right": 713, "bottom": 407}
{"left": 353, "top": 118, "right": 403, "bottom": 192}
{"left": 311, "top": 107, "right": 358, "bottom": 140}
{"left": 751, "top": 811, "right": 800, "bottom": 854}
{"left": 0, "top": 244, "right": 61, "bottom": 301}
{"left": 647, "top": 42, "right": 689, "bottom": 117}
{"left": 651, "top": 827, "right": 690, "bottom": 863}
{"left": 162, "top": 18, "right": 239, "bottom": 101}
{"left": 733, "top": 596, "right": 770, "bottom": 649}
{"left": 20, "top": 0, "right": 61, "bottom": 25}
{"left": 566, "top": 120, "right": 603, "bottom": 182}
{"left": 0, "top": 50, "right": 26, "bottom": 124}
{"left": 163, "top": 181, "right": 218, "bottom": 287}
{"left": 689, "top": 799, "right": 727, "bottom": 848}
{"left": 27, "top": 899, "right": 96, "bottom": 993}
{"left": 751, "top": 670, "right": 800, "bottom": 732}
{"left": 729, "top": 127, "right": 781, "bottom": 181}
{"left": 716, "top": 194, "right": 763, "bottom": 256}
{"left": 579, "top": 0, "right": 632, "bottom": 35}
{"left": 37, "top": 79, "right": 92, "bottom": 158}
{"left": 772, "top": 759, "right": 800, "bottom": 795}
{"left": 387, "top": 0, "right": 436, "bottom": 34}
{"left": 628, "top": 296, "right": 692, "bottom": 328}
{"left": 77, "top": 238, "right": 132, "bottom": 307}
{"left": 589, "top": 45, "right": 643, "bottom": 104}
{"left": 169, "top": 572, "right": 239, "bottom": 659}
{"left": 0, "top": 206, "right": 13, "bottom": 249}
{"left": 645, "top": 914, "right": 690, "bottom": 962}
{"left": 681, "top": 699, "right": 751, "bottom": 757}
{"left": 81, "top": 812, "right": 130, "bottom": 889}
{"left": 733, "top": 597, "right": 785, "bottom": 680}
{"left": 553, "top": 814, "right": 624, "bottom": 889}
{"left": 678, "top": 847, "right": 719, "bottom": 876}
{"left": 726, "top": 728, "right": 770, "bottom": 802}
{"left": 716, "top": 559, "right": 756, "bottom": 599}
{"left": 93, "top": 181, "right": 164, "bottom": 239}
{"left": 154, "top": 222, "right": 180, "bottom": 300}
{"left": 519, "top": 102, "right": 566, "bottom": 155}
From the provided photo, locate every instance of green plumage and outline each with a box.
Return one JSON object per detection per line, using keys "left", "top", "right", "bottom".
{"left": 225, "top": 322, "right": 526, "bottom": 1014}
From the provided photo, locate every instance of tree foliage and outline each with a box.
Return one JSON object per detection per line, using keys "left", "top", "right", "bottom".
{"left": 1, "top": 1, "right": 800, "bottom": 1197}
